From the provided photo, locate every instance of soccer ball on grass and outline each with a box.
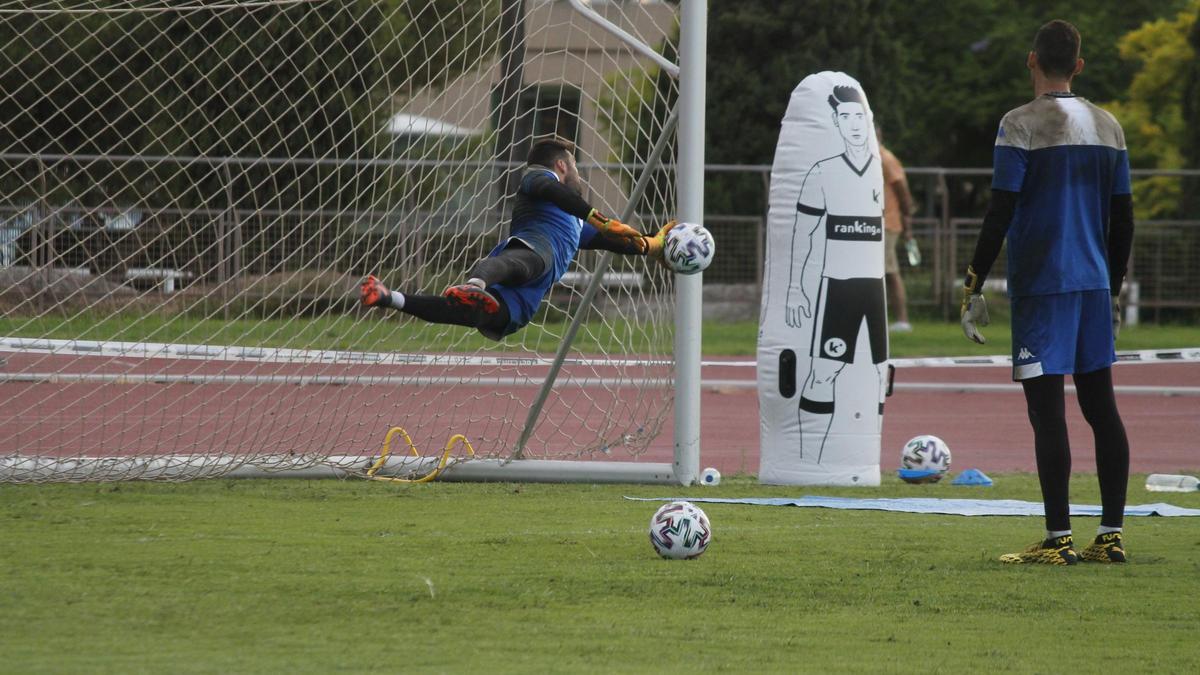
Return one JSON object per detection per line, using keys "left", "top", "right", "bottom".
{"left": 898, "top": 435, "right": 951, "bottom": 484}
{"left": 663, "top": 222, "right": 715, "bottom": 275}
{"left": 648, "top": 500, "right": 711, "bottom": 559}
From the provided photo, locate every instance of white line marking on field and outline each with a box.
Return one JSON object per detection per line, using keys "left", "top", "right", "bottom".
{"left": 3, "top": 373, "right": 1196, "bottom": 395}
{"left": 5, "top": 337, "right": 1197, "bottom": 368}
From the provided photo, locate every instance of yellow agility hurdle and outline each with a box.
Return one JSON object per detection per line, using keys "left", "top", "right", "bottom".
{"left": 365, "top": 427, "right": 476, "bottom": 483}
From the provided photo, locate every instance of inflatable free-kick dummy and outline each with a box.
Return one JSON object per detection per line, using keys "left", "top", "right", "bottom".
{"left": 757, "top": 72, "right": 889, "bottom": 486}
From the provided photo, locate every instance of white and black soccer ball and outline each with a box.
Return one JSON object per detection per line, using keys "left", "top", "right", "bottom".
{"left": 899, "top": 435, "right": 952, "bottom": 484}
{"left": 663, "top": 222, "right": 715, "bottom": 275}
{"left": 648, "top": 500, "right": 711, "bottom": 559}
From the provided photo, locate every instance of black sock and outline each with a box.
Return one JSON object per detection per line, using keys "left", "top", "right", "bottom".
{"left": 1022, "top": 375, "right": 1071, "bottom": 533}
{"left": 1074, "top": 367, "right": 1129, "bottom": 529}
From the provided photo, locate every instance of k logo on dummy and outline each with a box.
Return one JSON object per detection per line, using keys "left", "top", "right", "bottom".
{"left": 757, "top": 72, "right": 889, "bottom": 486}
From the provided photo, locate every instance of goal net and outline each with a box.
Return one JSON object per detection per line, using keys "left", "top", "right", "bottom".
{"left": 0, "top": 0, "right": 691, "bottom": 482}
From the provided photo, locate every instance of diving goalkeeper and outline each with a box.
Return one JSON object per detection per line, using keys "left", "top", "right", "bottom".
{"left": 361, "top": 137, "right": 675, "bottom": 340}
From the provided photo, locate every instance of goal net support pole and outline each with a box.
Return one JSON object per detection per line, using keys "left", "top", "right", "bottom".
{"left": 673, "top": 0, "right": 706, "bottom": 486}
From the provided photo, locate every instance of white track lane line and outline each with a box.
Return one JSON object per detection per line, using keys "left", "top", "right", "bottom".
{"left": 4, "top": 373, "right": 1198, "bottom": 396}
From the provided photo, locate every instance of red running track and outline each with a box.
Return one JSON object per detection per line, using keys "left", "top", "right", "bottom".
{"left": 2, "top": 352, "right": 1197, "bottom": 476}
{"left": 680, "top": 360, "right": 1200, "bottom": 476}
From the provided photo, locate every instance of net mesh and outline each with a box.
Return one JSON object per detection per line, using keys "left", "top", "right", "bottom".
{"left": 0, "top": 0, "right": 681, "bottom": 482}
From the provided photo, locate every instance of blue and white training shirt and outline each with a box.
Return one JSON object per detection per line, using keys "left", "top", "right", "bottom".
{"left": 992, "top": 93, "right": 1132, "bottom": 298}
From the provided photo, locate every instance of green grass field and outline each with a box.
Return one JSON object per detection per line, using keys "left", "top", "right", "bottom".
{"left": 3, "top": 475, "right": 1199, "bottom": 673}
{"left": 4, "top": 312, "right": 1198, "bottom": 671}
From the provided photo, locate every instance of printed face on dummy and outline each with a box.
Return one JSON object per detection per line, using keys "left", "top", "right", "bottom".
{"left": 833, "top": 102, "right": 869, "bottom": 148}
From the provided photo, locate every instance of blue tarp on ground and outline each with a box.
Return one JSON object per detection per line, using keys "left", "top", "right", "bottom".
{"left": 624, "top": 496, "right": 1200, "bottom": 517}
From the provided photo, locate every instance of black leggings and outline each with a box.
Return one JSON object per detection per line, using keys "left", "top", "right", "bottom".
{"left": 1022, "top": 367, "right": 1129, "bottom": 531}
{"left": 401, "top": 293, "right": 511, "bottom": 333}
{"left": 399, "top": 244, "right": 544, "bottom": 334}
{"left": 468, "top": 243, "right": 546, "bottom": 287}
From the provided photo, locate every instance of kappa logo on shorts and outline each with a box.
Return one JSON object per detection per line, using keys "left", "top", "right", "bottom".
{"left": 1017, "top": 347, "right": 1037, "bottom": 361}
{"left": 823, "top": 338, "right": 848, "bottom": 357}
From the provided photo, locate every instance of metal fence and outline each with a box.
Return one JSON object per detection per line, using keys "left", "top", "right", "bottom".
{"left": 703, "top": 165, "right": 1200, "bottom": 323}
{"left": 2, "top": 155, "right": 1197, "bottom": 324}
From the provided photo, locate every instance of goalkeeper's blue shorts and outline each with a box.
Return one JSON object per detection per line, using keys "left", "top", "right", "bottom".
{"left": 478, "top": 237, "right": 560, "bottom": 341}
{"left": 1010, "top": 289, "right": 1116, "bottom": 381}
{"left": 485, "top": 272, "right": 552, "bottom": 340}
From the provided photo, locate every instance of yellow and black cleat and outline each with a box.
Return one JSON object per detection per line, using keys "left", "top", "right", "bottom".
{"left": 1079, "top": 532, "right": 1126, "bottom": 563}
{"left": 999, "top": 535, "right": 1079, "bottom": 565}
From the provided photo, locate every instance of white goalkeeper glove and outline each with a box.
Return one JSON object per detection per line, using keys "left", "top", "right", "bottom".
{"left": 960, "top": 265, "right": 989, "bottom": 344}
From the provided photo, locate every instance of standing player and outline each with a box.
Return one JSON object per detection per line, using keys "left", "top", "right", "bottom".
{"left": 784, "top": 85, "right": 888, "bottom": 461}
{"left": 877, "top": 125, "right": 916, "bottom": 333}
{"left": 361, "top": 137, "right": 674, "bottom": 340}
{"left": 961, "top": 20, "right": 1134, "bottom": 564}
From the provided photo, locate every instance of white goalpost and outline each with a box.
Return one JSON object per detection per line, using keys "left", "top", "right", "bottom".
{"left": 0, "top": 0, "right": 706, "bottom": 484}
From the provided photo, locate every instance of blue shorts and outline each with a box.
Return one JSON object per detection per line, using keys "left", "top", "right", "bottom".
{"left": 479, "top": 238, "right": 558, "bottom": 341}
{"left": 1010, "top": 289, "right": 1116, "bottom": 380}
{"left": 486, "top": 272, "right": 553, "bottom": 340}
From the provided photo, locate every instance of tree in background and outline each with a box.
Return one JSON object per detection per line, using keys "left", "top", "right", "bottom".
{"left": 885, "top": 0, "right": 1189, "bottom": 166}
{"left": 704, "top": 0, "right": 901, "bottom": 214}
{"left": 1183, "top": 4, "right": 1200, "bottom": 216}
{"left": 1101, "top": 2, "right": 1198, "bottom": 219}
{"left": 703, "top": 0, "right": 1190, "bottom": 216}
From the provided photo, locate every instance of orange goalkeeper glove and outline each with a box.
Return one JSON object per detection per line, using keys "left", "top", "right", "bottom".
{"left": 587, "top": 208, "right": 647, "bottom": 254}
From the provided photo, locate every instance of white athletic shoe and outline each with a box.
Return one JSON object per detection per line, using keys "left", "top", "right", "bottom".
{"left": 890, "top": 321, "right": 913, "bottom": 333}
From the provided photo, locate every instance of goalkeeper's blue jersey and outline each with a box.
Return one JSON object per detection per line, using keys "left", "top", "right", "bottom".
{"left": 507, "top": 167, "right": 585, "bottom": 280}
{"left": 992, "top": 93, "right": 1131, "bottom": 298}
{"left": 487, "top": 167, "right": 600, "bottom": 337}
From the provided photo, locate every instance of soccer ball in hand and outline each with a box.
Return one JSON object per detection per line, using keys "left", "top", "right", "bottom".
{"left": 663, "top": 222, "right": 715, "bottom": 275}
{"left": 649, "top": 500, "right": 711, "bottom": 559}
{"left": 899, "top": 435, "right": 952, "bottom": 484}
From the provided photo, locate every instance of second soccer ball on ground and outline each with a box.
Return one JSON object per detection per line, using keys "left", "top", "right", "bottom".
{"left": 898, "top": 435, "right": 952, "bottom": 484}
